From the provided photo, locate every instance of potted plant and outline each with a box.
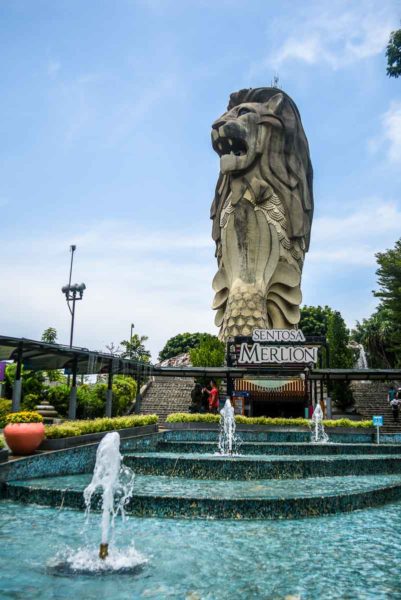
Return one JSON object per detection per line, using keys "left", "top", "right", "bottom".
{"left": 4, "top": 411, "right": 45, "bottom": 455}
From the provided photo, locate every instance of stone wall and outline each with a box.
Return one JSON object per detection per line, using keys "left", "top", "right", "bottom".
{"left": 352, "top": 381, "right": 401, "bottom": 433}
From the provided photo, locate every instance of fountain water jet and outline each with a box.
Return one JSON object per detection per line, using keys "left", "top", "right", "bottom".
{"left": 218, "top": 399, "right": 241, "bottom": 455}
{"left": 49, "top": 432, "right": 146, "bottom": 575}
{"left": 311, "top": 403, "right": 329, "bottom": 444}
{"left": 84, "top": 431, "right": 135, "bottom": 559}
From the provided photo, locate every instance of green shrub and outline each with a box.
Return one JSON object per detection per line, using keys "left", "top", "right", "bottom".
{"left": 165, "top": 413, "right": 373, "bottom": 428}
{"left": 46, "top": 385, "right": 70, "bottom": 417}
{"left": 45, "top": 414, "right": 158, "bottom": 439}
{"left": 22, "top": 393, "right": 41, "bottom": 411}
{"left": 0, "top": 436, "right": 4, "bottom": 449}
{"left": 0, "top": 398, "right": 12, "bottom": 428}
{"left": 5, "top": 411, "right": 43, "bottom": 424}
{"left": 324, "top": 419, "right": 373, "bottom": 428}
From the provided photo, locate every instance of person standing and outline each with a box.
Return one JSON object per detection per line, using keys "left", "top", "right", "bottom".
{"left": 388, "top": 384, "right": 397, "bottom": 404}
{"left": 391, "top": 396, "right": 400, "bottom": 422}
{"left": 203, "top": 380, "right": 219, "bottom": 414}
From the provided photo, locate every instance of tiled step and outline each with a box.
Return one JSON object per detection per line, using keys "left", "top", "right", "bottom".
{"left": 161, "top": 429, "right": 374, "bottom": 444}
{"left": 122, "top": 451, "right": 401, "bottom": 480}
{"left": 156, "top": 441, "right": 401, "bottom": 456}
{"left": 6, "top": 473, "right": 401, "bottom": 519}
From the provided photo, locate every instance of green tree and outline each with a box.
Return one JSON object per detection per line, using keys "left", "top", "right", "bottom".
{"left": 92, "top": 376, "right": 137, "bottom": 417}
{"left": 373, "top": 239, "right": 401, "bottom": 364}
{"left": 41, "top": 327, "right": 58, "bottom": 344}
{"left": 4, "top": 364, "right": 45, "bottom": 400}
{"left": 386, "top": 27, "right": 401, "bottom": 78}
{"left": 326, "top": 311, "right": 354, "bottom": 409}
{"left": 299, "top": 305, "right": 332, "bottom": 337}
{"left": 351, "top": 307, "right": 395, "bottom": 368}
{"left": 120, "top": 333, "right": 151, "bottom": 362}
{"left": 158, "top": 332, "right": 216, "bottom": 361}
{"left": 41, "top": 327, "right": 65, "bottom": 382}
{"left": 189, "top": 335, "right": 225, "bottom": 368}
{"left": 189, "top": 335, "right": 225, "bottom": 387}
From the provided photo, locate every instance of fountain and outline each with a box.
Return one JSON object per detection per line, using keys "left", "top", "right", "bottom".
{"left": 356, "top": 344, "right": 368, "bottom": 369}
{"left": 83, "top": 431, "right": 135, "bottom": 559}
{"left": 310, "top": 402, "right": 329, "bottom": 444}
{"left": 49, "top": 432, "right": 146, "bottom": 574}
{"left": 218, "top": 398, "right": 241, "bottom": 455}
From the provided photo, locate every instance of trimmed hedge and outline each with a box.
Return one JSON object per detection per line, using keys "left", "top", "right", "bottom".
{"left": 44, "top": 414, "right": 158, "bottom": 439}
{"left": 165, "top": 413, "right": 373, "bottom": 428}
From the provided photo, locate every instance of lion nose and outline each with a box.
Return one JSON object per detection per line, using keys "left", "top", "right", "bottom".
{"left": 212, "top": 119, "right": 226, "bottom": 131}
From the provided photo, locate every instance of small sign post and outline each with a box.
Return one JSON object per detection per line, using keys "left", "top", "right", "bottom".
{"left": 373, "top": 415, "right": 383, "bottom": 444}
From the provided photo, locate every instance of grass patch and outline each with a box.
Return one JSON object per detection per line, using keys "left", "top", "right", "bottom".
{"left": 45, "top": 414, "right": 158, "bottom": 439}
{"left": 165, "top": 413, "right": 373, "bottom": 428}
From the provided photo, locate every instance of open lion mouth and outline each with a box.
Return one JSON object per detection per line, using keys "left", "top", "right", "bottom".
{"left": 212, "top": 136, "right": 248, "bottom": 158}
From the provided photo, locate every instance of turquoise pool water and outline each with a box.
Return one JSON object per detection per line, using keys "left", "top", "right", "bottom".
{"left": 1, "top": 500, "right": 401, "bottom": 599}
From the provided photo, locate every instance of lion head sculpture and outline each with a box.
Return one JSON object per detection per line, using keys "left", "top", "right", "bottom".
{"left": 210, "top": 87, "right": 313, "bottom": 340}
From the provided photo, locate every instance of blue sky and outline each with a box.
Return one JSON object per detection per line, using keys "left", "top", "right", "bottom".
{"left": 0, "top": 0, "right": 400, "bottom": 359}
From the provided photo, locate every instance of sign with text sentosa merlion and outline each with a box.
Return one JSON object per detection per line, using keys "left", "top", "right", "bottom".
{"left": 210, "top": 87, "right": 313, "bottom": 341}
{"left": 237, "top": 329, "right": 318, "bottom": 366}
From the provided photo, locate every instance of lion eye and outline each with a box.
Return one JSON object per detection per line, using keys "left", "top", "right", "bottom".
{"left": 238, "top": 107, "right": 252, "bottom": 116}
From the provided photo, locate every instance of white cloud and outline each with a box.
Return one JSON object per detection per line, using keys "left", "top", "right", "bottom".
{"left": 309, "top": 200, "right": 401, "bottom": 266}
{"left": 0, "top": 222, "right": 216, "bottom": 360}
{"left": 372, "top": 101, "right": 401, "bottom": 164}
{"left": 261, "top": 1, "right": 396, "bottom": 70}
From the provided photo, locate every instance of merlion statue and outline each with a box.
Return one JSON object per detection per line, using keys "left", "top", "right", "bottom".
{"left": 210, "top": 87, "right": 313, "bottom": 340}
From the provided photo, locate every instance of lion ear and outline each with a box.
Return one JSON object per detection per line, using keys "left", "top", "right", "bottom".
{"left": 265, "top": 93, "right": 284, "bottom": 114}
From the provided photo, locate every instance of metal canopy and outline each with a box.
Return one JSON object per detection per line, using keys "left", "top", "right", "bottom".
{"left": 309, "top": 369, "right": 401, "bottom": 381}
{"left": 0, "top": 335, "right": 152, "bottom": 376}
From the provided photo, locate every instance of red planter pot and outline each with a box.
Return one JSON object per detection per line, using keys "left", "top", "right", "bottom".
{"left": 4, "top": 422, "right": 45, "bottom": 456}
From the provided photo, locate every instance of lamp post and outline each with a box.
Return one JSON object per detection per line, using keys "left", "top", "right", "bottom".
{"left": 61, "top": 246, "right": 86, "bottom": 403}
{"left": 62, "top": 281, "right": 86, "bottom": 348}
{"left": 130, "top": 323, "right": 135, "bottom": 359}
{"left": 61, "top": 246, "right": 86, "bottom": 349}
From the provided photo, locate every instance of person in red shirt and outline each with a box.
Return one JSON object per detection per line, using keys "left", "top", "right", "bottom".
{"left": 203, "top": 380, "right": 219, "bottom": 413}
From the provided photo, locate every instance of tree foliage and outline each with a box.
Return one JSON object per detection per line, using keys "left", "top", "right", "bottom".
{"left": 4, "top": 364, "right": 44, "bottom": 399}
{"left": 41, "top": 327, "right": 58, "bottom": 344}
{"left": 120, "top": 333, "right": 151, "bottom": 362}
{"left": 373, "top": 239, "right": 401, "bottom": 365}
{"left": 299, "top": 305, "right": 332, "bottom": 337}
{"left": 158, "top": 332, "right": 216, "bottom": 361}
{"left": 326, "top": 311, "right": 354, "bottom": 409}
{"left": 386, "top": 28, "right": 401, "bottom": 78}
{"left": 40, "top": 327, "right": 65, "bottom": 382}
{"left": 189, "top": 335, "right": 225, "bottom": 368}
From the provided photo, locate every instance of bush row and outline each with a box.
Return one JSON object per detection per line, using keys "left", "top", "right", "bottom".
{"left": 165, "top": 413, "right": 373, "bottom": 428}
{"left": 44, "top": 414, "right": 158, "bottom": 439}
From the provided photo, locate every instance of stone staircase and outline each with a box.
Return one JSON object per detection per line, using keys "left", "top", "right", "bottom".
{"left": 352, "top": 381, "right": 401, "bottom": 433}
{"left": 137, "top": 376, "right": 195, "bottom": 423}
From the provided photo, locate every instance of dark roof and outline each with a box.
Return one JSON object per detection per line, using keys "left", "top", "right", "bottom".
{"left": 0, "top": 335, "right": 153, "bottom": 376}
